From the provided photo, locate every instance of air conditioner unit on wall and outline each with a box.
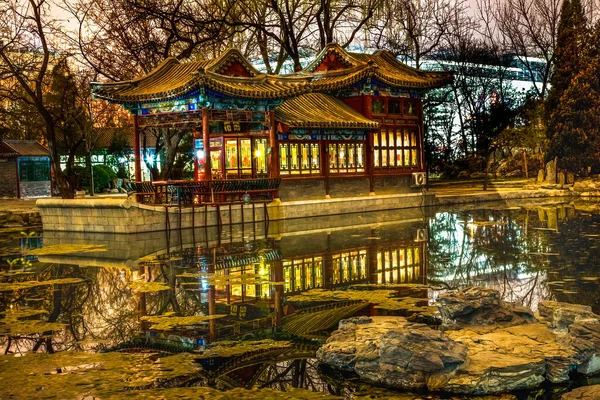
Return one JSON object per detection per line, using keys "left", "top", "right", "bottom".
{"left": 411, "top": 172, "right": 426, "bottom": 187}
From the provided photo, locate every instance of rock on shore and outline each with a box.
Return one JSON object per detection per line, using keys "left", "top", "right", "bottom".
{"left": 316, "top": 287, "right": 600, "bottom": 395}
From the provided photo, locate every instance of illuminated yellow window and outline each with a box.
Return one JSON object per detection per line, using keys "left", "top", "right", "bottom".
{"left": 225, "top": 140, "right": 237, "bottom": 169}
{"left": 240, "top": 139, "right": 251, "bottom": 169}
{"left": 357, "top": 144, "right": 364, "bottom": 169}
{"left": 311, "top": 143, "right": 320, "bottom": 173}
{"left": 301, "top": 144, "right": 309, "bottom": 169}
{"left": 254, "top": 139, "right": 267, "bottom": 176}
{"left": 280, "top": 144, "right": 288, "bottom": 173}
{"left": 290, "top": 144, "right": 299, "bottom": 173}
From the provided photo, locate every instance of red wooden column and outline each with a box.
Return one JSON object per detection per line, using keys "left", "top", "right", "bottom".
{"left": 268, "top": 110, "right": 279, "bottom": 179}
{"left": 363, "top": 96, "right": 375, "bottom": 194}
{"left": 271, "top": 259, "right": 283, "bottom": 327}
{"left": 202, "top": 108, "right": 211, "bottom": 183}
{"left": 133, "top": 113, "right": 142, "bottom": 181}
{"left": 418, "top": 99, "right": 426, "bottom": 171}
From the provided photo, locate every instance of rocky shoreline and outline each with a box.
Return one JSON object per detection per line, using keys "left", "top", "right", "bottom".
{"left": 317, "top": 287, "right": 600, "bottom": 396}
{"left": 0, "top": 210, "right": 41, "bottom": 228}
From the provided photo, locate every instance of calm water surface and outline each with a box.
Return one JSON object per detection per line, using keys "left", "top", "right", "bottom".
{"left": 2, "top": 199, "right": 600, "bottom": 399}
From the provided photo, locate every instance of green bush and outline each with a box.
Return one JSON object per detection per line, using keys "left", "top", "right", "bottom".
{"left": 74, "top": 164, "right": 118, "bottom": 193}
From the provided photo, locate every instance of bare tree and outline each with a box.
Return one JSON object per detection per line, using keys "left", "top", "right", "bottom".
{"left": 371, "top": 0, "right": 464, "bottom": 68}
{"left": 0, "top": 0, "right": 74, "bottom": 197}
{"left": 490, "top": 0, "right": 561, "bottom": 98}
{"left": 65, "top": 0, "right": 237, "bottom": 81}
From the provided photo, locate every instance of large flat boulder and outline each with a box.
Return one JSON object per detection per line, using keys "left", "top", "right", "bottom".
{"left": 437, "top": 287, "right": 536, "bottom": 327}
{"left": 538, "top": 301, "right": 599, "bottom": 331}
{"left": 316, "top": 316, "right": 467, "bottom": 390}
{"left": 318, "top": 290, "right": 600, "bottom": 396}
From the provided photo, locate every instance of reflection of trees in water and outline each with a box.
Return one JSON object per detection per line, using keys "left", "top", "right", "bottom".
{"left": 540, "top": 207, "right": 600, "bottom": 312}
{"left": 1, "top": 264, "right": 138, "bottom": 354}
{"left": 427, "top": 207, "right": 559, "bottom": 309}
{"left": 254, "top": 359, "right": 327, "bottom": 393}
{"left": 139, "top": 260, "right": 207, "bottom": 317}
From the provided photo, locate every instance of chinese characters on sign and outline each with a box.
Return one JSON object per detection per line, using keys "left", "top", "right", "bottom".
{"left": 223, "top": 121, "right": 242, "bottom": 133}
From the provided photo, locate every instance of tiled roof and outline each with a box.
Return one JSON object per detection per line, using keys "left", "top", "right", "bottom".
{"left": 91, "top": 127, "right": 156, "bottom": 149}
{"left": 0, "top": 140, "right": 48, "bottom": 157}
{"left": 307, "top": 44, "right": 453, "bottom": 89}
{"left": 274, "top": 93, "right": 379, "bottom": 129}
{"left": 91, "top": 44, "right": 453, "bottom": 104}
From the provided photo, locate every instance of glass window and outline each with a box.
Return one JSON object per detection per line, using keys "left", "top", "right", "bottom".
{"left": 240, "top": 139, "right": 251, "bottom": 169}
{"left": 280, "top": 144, "right": 288, "bottom": 171}
{"left": 279, "top": 141, "right": 320, "bottom": 175}
{"left": 328, "top": 142, "right": 365, "bottom": 174}
{"left": 19, "top": 158, "right": 50, "bottom": 182}
{"left": 372, "top": 99, "right": 385, "bottom": 114}
{"left": 254, "top": 139, "right": 267, "bottom": 177}
{"left": 225, "top": 139, "right": 238, "bottom": 170}
{"left": 404, "top": 101, "right": 416, "bottom": 116}
{"left": 223, "top": 138, "right": 267, "bottom": 179}
{"left": 389, "top": 100, "right": 401, "bottom": 114}
{"left": 373, "top": 128, "right": 419, "bottom": 170}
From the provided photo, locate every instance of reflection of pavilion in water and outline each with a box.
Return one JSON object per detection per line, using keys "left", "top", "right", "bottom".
{"left": 177, "top": 233, "right": 426, "bottom": 305}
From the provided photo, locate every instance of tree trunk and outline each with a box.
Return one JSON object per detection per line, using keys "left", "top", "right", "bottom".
{"left": 86, "top": 152, "right": 94, "bottom": 196}
{"left": 45, "top": 123, "right": 74, "bottom": 198}
{"left": 483, "top": 153, "right": 490, "bottom": 191}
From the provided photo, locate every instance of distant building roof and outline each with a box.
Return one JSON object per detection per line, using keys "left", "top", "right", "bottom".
{"left": 0, "top": 140, "right": 49, "bottom": 158}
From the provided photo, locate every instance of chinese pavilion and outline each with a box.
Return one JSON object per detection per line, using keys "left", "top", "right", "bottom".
{"left": 91, "top": 44, "right": 451, "bottom": 200}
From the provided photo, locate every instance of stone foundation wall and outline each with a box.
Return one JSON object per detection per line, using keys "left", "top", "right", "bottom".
{"left": 373, "top": 175, "right": 414, "bottom": 194}
{"left": 20, "top": 181, "right": 51, "bottom": 198}
{"left": 278, "top": 179, "right": 325, "bottom": 201}
{"left": 278, "top": 175, "right": 418, "bottom": 201}
{"left": 37, "top": 191, "right": 435, "bottom": 234}
{"left": 0, "top": 161, "right": 17, "bottom": 197}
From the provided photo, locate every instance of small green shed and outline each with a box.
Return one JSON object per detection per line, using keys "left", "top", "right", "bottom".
{"left": 0, "top": 140, "right": 51, "bottom": 198}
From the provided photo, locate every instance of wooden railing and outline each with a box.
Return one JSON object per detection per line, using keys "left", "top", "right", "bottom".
{"left": 130, "top": 178, "right": 281, "bottom": 206}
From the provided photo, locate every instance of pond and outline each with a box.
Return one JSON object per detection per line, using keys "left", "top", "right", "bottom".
{"left": 2, "top": 199, "right": 600, "bottom": 399}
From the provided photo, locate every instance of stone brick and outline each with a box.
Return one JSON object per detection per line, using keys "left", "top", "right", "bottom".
{"left": 0, "top": 160, "right": 18, "bottom": 197}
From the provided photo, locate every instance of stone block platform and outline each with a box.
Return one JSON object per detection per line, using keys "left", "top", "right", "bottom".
{"left": 36, "top": 191, "right": 435, "bottom": 234}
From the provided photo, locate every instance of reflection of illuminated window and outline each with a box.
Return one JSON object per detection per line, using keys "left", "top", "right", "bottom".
{"left": 374, "top": 246, "right": 422, "bottom": 284}
{"left": 314, "top": 258, "right": 323, "bottom": 287}
{"left": 294, "top": 260, "right": 302, "bottom": 291}
{"left": 373, "top": 128, "right": 419, "bottom": 169}
{"left": 333, "top": 255, "right": 340, "bottom": 284}
{"left": 305, "top": 261, "right": 313, "bottom": 289}
{"left": 284, "top": 261, "right": 292, "bottom": 293}
{"left": 282, "top": 257, "right": 324, "bottom": 291}
{"left": 279, "top": 142, "right": 320, "bottom": 175}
